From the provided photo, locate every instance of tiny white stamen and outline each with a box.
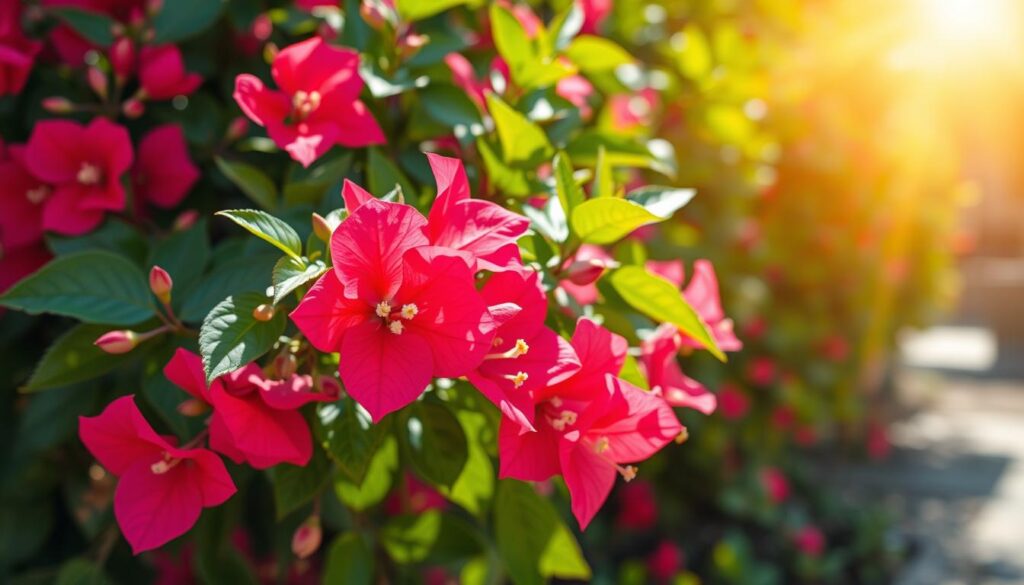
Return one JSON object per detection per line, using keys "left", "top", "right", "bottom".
{"left": 150, "top": 460, "right": 170, "bottom": 474}
{"left": 617, "top": 464, "right": 638, "bottom": 482}
{"left": 77, "top": 162, "right": 101, "bottom": 185}
{"left": 400, "top": 303, "right": 419, "bottom": 320}
{"left": 512, "top": 339, "right": 529, "bottom": 357}
{"left": 26, "top": 186, "right": 49, "bottom": 204}
{"left": 388, "top": 320, "right": 404, "bottom": 335}
{"left": 375, "top": 301, "right": 392, "bottom": 318}
{"left": 504, "top": 371, "right": 529, "bottom": 388}
{"left": 594, "top": 436, "right": 610, "bottom": 454}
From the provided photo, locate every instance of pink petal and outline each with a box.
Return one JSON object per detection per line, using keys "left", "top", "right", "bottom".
{"left": 559, "top": 437, "right": 616, "bottom": 530}
{"left": 331, "top": 199, "right": 429, "bottom": 302}
{"left": 497, "top": 416, "right": 561, "bottom": 481}
{"left": 542, "top": 318, "right": 627, "bottom": 402}
{"left": 645, "top": 259, "right": 685, "bottom": 288}
{"left": 78, "top": 395, "right": 167, "bottom": 476}
{"left": 400, "top": 247, "right": 496, "bottom": 377}
{"left": 0, "top": 158, "right": 45, "bottom": 248}
{"left": 339, "top": 318, "right": 433, "bottom": 422}
{"left": 163, "top": 348, "right": 211, "bottom": 403}
{"left": 480, "top": 268, "right": 546, "bottom": 341}
{"left": 139, "top": 44, "right": 200, "bottom": 100}
{"left": 444, "top": 53, "right": 486, "bottom": 110}
{"left": 429, "top": 199, "right": 530, "bottom": 265}
{"left": 252, "top": 374, "right": 336, "bottom": 410}
{"left": 328, "top": 100, "right": 385, "bottom": 148}
{"left": 341, "top": 178, "right": 374, "bottom": 212}
{"left": 290, "top": 271, "right": 369, "bottom": 353}
{"left": 40, "top": 185, "right": 105, "bottom": 235}
{"left": 590, "top": 376, "right": 683, "bottom": 463}
{"left": 467, "top": 371, "right": 536, "bottom": 432}
{"left": 87, "top": 117, "right": 133, "bottom": 178}
{"left": 272, "top": 37, "right": 362, "bottom": 102}
{"left": 683, "top": 259, "right": 724, "bottom": 323}
{"left": 208, "top": 386, "right": 313, "bottom": 469}
{"left": 273, "top": 121, "right": 339, "bottom": 168}
{"left": 24, "top": 119, "right": 87, "bottom": 183}
{"left": 233, "top": 74, "right": 290, "bottom": 128}
{"left": 134, "top": 124, "right": 199, "bottom": 208}
{"left": 425, "top": 153, "right": 470, "bottom": 235}
{"left": 114, "top": 459, "right": 203, "bottom": 554}
{"left": 185, "top": 448, "right": 237, "bottom": 508}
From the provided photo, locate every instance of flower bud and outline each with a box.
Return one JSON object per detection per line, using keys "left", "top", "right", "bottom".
{"left": 398, "top": 33, "right": 428, "bottom": 61}
{"left": 274, "top": 353, "right": 297, "bottom": 378}
{"left": 177, "top": 398, "right": 209, "bottom": 417}
{"left": 360, "top": 0, "right": 392, "bottom": 31}
{"left": 173, "top": 209, "right": 199, "bottom": 231}
{"left": 311, "top": 212, "right": 333, "bottom": 242}
{"left": 149, "top": 265, "right": 173, "bottom": 305}
{"left": 110, "top": 37, "right": 135, "bottom": 80}
{"left": 95, "top": 330, "right": 138, "bottom": 354}
{"left": 225, "top": 116, "right": 249, "bottom": 142}
{"left": 87, "top": 67, "right": 108, "bottom": 100}
{"left": 317, "top": 375, "right": 342, "bottom": 400}
{"left": 122, "top": 97, "right": 145, "bottom": 119}
{"left": 565, "top": 258, "right": 612, "bottom": 285}
{"left": 253, "top": 303, "right": 276, "bottom": 321}
{"left": 291, "top": 516, "right": 322, "bottom": 560}
{"left": 42, "top": 96, "right": 74, "bottom": 114}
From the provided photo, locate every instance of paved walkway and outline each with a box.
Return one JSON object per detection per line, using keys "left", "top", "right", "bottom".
{"left": 837, "top": 370, "right": 1024, "bottom": 584}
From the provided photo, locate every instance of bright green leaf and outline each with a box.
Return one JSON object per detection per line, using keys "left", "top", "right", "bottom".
{"left": 673, "top": 24, "right": 712, "bottom": 81}
{"left": 395, "top": 0, "right": 467, "bottom": 20}
{"left": 486, "top": 93, "right": 555, "bottom": 166}
{"left": 566, "top": 36, "right": 633, "bottom": 74}
{"left": 199, "top": 292, "right": 286, "bottom": 382}
{"left": 334, "top": 436, "right": 398, "bottom": 511}
{"left": 272, "top": 256, "right": 326, "bottom": 305}
{"left": 438, "top": 408, "right": 494, "bottom": 516}
{"left": 553, "top": 151, "right": 585, "bottom": 219}
{"left": 0, "top": 251, "right": 153, "bottom": 325}
{"left": 610, "top": 266, "right": 725, "bottom": 361}
{"left": 216, "top": 209, "right": 302, "bottom": 260}
{"left": 570, "top": 198, "right": 662, "bottom": 244}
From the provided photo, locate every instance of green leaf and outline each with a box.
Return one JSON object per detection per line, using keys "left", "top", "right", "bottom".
{"left": 495, "top": 481, "right": 591, "bottom": 585}
{"left": 51, "top": 8, "right": 115, "bottom": 46}
{"left": 477, "top": 138, "right": 533, "bottom": 196}
{"left": 592, "top": 145, "right": 615, "bottom": 198}
{"left": 334, "top": 436, "right": 398, "bottom": 511}
{"left": 55, "top": 558, "right": 111, "bottom": 585}
{"left": 199, "top": 292, "right": 286, "bottom": 382}
{"left": 148, "top": 219, "right": 210, "bottom": 300}
{"left": 550, "top": 2, "right": 584, "bottom": 52}
{"left": 324, "top": 533, "right": 374, "bottom": 585}
{"left": 618, "top": 353, "right": 650, "bottom": 390}
{"left": 25, "top": 324, "right": 134, "bottom": 392}
{"left": 382, "top": 511, "right": 482, "bottom": 565}
{"left": 439, "top": 408, "right": 494, "bottom": 516}
{"left": 0, "top": 251, "right": 153, "bottom": 325}
{"left": 179, "top": 253, "right": 278, "bottom": 323}
{"left": 521, "top": 195, "right": 569, "bottom": 243}
{"left": 553, "top": 151, "right": 585, "bottom": 219}
{"left": 315, "top": 400, "right": 391, "bottom": 485}
{"left": 215, "top": 157, "right": 278, "bottom": 210}
{"left": 673, "top": 24, "right": 712, "bottom": 81}
{"left": 47, "top": 218, "right": 147, "bottom": 263}
{"left": 570, "top": 198, "right": 662, "bottom": 244}
{"left": 567, "top": 131, "right": 677, "bottom": 178}
{"left": 401, "top": 401, "right": 468, "bottom": 488}
{"left": 270, "top": 448, "right": 331, "bottom": 520}
{"left": 367, "top": 148, "right": 416, "bottom": 203}
{"left": 272, "top": 256, "right": 326, "bottom": 305}
{"left": 486, "top": 93, "right": 554, "bottom": 166}
{"left": 490, "top": 4, "right": 532, "bottom": 74}
{"left": 565, "top": 36, "right": 633, "bottom": 74}
{"left": 609, "top": 266, "right": 725, "bottom": 361}
{"left": 627, "top": 186, "right": 697, "bottom": 218}
{"left": 151, "top": 0, "right": 226, "bottom": 43}
{"left": 216, "top": 209, "right": 302, "bottom": 261}
{"left": 420, "top": 85, "right": 484, "bottom": 134}
{"left": 394, "top": 0, "right": 467, "bottom": 20}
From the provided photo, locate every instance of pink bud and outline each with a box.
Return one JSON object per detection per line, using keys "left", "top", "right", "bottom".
{"left": 274, "top": 353, "right": 298, "bottom": 378}
{"left": 173, "top": 209, "right": 200, "bottom": 231}
{"left": 251, "top": 14, "right": 273, "bottom": 42}
{"left": 177, "top": 398, "right": 209, "bottom": 417}
{"left": 42, "top": 97, "right": 73, "bottom": 114}
{"left": 87, "top": 67, "right": 108, "bottom": 100}
{"left": 122, "top": 97, "right": 145, "bottom": 119}
{"left": 94, "top": 330, "right": 138, "bottom": 354}
{"left": 311, "top": 212, "right": 332, "bottom": 242}
{"left": 565, "top": 258, "right": 610, "bottom": 285}
{"left": 291, "top": 516, "right": 322, "bottom": 559}
{"left": 317, "top": 376, "right": 342, "bottom": 400}
{"left": 360, "top": 0, "right": 392, "bottom": 30}
{"left": 793, "top": 525, "right": 825, "bottom": 557}
{"left": 149, "top": 266, "right": 173, "bottom": 304}
{"left": 225, "top": 116, "right": 249, "bottom": 142}
{"left": 110, "top": 37, "right": 136, "bottom": 80}
{"left": 398, "top": 33, "right": 428, "bottom": 60}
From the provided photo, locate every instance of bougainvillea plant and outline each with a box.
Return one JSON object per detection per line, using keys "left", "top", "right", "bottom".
{"left": 0, "top": 0, "right": 741, "bottom": 582}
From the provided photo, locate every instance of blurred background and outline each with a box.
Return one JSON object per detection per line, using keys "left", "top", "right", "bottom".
{"left": 588, "top": 0, "right": 1024, "bottom": 583}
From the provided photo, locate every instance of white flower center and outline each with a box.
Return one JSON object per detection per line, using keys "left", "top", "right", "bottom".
{"left": 77, "top": 162, "right": 102, "bottom": 186}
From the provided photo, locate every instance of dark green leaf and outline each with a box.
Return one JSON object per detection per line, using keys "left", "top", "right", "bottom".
{"left": 271, "top": 448, "right": 331, "bottom": 520}
{"left": 401, "top": 401, "right": 468, "bottom": 488}
{"left": 25, "top": 324, "right": 134, "bottom": 392}
{"left": 382, "top": 511, "right": 482, "bottom": 565}
{"left": 367, "top": 148, "right": 416, "bottom": 202}
{"left": 495, "top": 481, "right": 591, "bottom": 585}
{"left": 272, "top": 256, "right": 326, "bottom": 305}
{"left": 179, "top": 253, "right": 278, "bottom": 323}
{"left": 216, "top": 209, "right": 302, "bottom": 260}
{"left": 55, "top": 558, "right": 111, "bottom": 585}
{"left": 147, "top": 219, "right": 210, "bottom": 300}
{"left": 609, "top": 266, "right": 724, "bottom": 360}
{"left": 152, "top": 0, "right": 226, "bottom": 43}
{"left": 199, "top": 292, "right": 286, "bottom": 382}
{"left": 438, "top": 408, "right": 494, "bottom": 516}
{"left": 315, "top": 400, "right": 390, "bottom": 485}
{"left": 420, "top": 85, "right": 484, "bottom": 134}
{"left": 0, "top": 251, "right": 153, "bottom": 325}
{"left": 215, "top": 157, "right": 278, "bottom": 210}
{"left": 47, "top": 218, "right": 147, "bottom": 263}
{"left": 51, "top": 8, "right": 115, "bottom": 46}
{"left": 324, "top": 533, "right": 374, "bottom": 585}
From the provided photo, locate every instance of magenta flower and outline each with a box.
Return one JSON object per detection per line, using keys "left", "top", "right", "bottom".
{"left": 133, "top": 124, "right": 199, "bottom": 209}
{"left": 468, "top": 268, "right": 581, "bottom": 431}
{"left": 78, "top": 396, "right": 236, "bottom": 554}
{"left": 640, "top": 323, "right": 717, "bottom": 414}
{"left": 233, "top": 37, "right": 384, "bottom": 167}
{"left": 138, "top": 44, "right": 202, "bottom": 100}
{"left": 580, "top": 0, "right": 613, "bottom": 34}
{"left": 290, "top": 198, "right": 498, "bottom": 421}
{"left": 343, "top": 154, "right": 530, "bottom": 270}
{"left": 23, "top": 118, "right": 133, "bottom": 236}
{"left": 499, "top": 319, "right": 683, "bottom": 529}
{"left": 679, "top": 259, "right": 742, "bottom": 352}
{"left": 163, "top": 349, "right": 321, "bottom": 469}
{"left": 0, "top": 243, "right": 49, "bottom": 296}
{"left": 0, "top": 0, "right": 40, "bottom": 97}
